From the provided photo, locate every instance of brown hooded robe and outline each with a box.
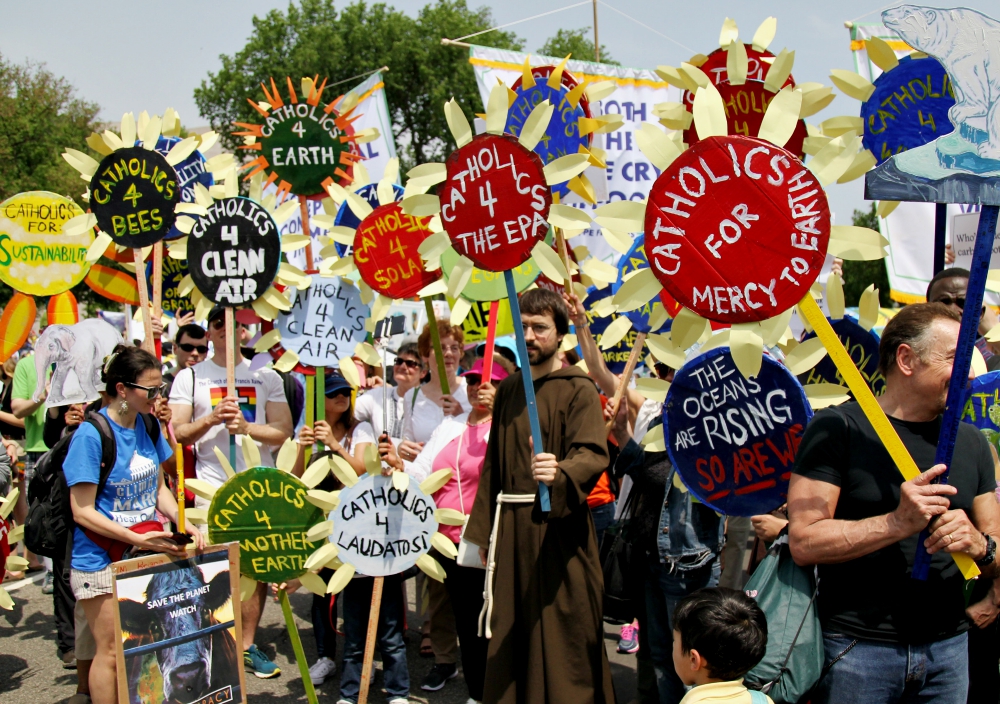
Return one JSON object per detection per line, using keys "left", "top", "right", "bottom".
{"left": 466, "top": 366, "right": 615, "bottom": 704}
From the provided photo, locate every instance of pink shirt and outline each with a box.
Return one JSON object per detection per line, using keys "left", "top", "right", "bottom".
{"left": 431, "top": 421, "right": 490, "bottom": 543}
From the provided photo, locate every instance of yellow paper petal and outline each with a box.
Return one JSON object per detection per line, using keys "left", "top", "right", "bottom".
{"left": 612, "top": 268, "right": 661, "bottom": 312}
{"left": 86, "top": 232, "right": 114, "bottom": 263}
{"left": 837, "top": 149, "right": 877, "bottom": 184}
{"left": 804, "top": 383, "right": 851, "bottom": 409}
{"left": 582, "top": 258, "right": 618, "bottom": 283}
{"left": 877, "top": 200, "right": 900, "bottom": 218}
{"left": 726, "top": 40, "right": 748, "bottom": 86}
{"left": 636, "top": 377, "right": 670, "bottom": 402}
{"left": 584, "top": 80, "right": 617, "bottom": 102}
{"left": 752, "top": 17, "right": 777, "bottom": 52}
{"left": 784, "top": 336, "right": 829, "bottom": 375}
{"left": 602, "top": 227, "right": 634, "bottom": 255}
{"left": 306, "top": 489, "right": 340, "bottom": 511}
{"left": 240, "top": 576, "right": 258, "bottom": 602}
{"left": 405, "top": 162, "right": 447, "bottom": 195}
{"left": 6, "top": 555, "right": 29, "bottom": 572}
{"left": 63, "top": 212, "right": 97, "bottom": 237}
{"left": 635, "top": 123, "right": 682, "bottom": 170}
{"left": 7, "top": 524, "right": 23, "bottom": 545}
{"left": 326, "top": 563, "right": 356, "bottom": 594}
{"left": 419, "top": 468, "right": 455, "bottom": 495}
{"left": 241, "top": 435, "right": 261, "bottom": 469}
{"left": 641, "top": 424, "right": 665, "bottom": 451}
{"left": 671, "top": 308, "right": 710, "bottom": 350}
{"left": 646, "top": 333, "right": 687, "bottom": 369}
{"left": 655, "top": 65, "right": 697, "bottom": 92}
{"left": 599, "top": 316, "right": 633, "bottom": 350}
{"left": 435, "top": 508, "right": 467, "bottom": 526}
{"left": 253, "top": 328, "right": 282, "bottom": 353}
{"left": 692, "top": 82, "right": 727, "bottom": 139}
{"left": 800, "top": 86, "right": 836, "bottom": 118}
{"left": 757, "top": 86, "right": 802, "bottom": 148}
{"left": 828, "top": 225, "right": 888, "bottom": 261}
{"left": 829, "top": 69, "right": 876, "bottom": 102}
{"left": 416, "top": 553, "right": 447, "bottom": 582}
{"left": 858, "top": 285, "right": 880, "bottom": 332}
{"left": 827, "top": 272, "right": 846, "bottom": 320}
{"left": 185, "top": 478, "right": 217, "bottom": 501}
{"left": 339, "top": 356, "right": 360, "bottom": 388}
{"left": 185, "top": 509, "right": 208, "bottom": 525}
{"left": 418, "top": 280, "right": 448, "bottom": 297}
{"left": 305, "top": 541, "right": 339, "bottom": 572}
{"left": 212, "top": 446, "right": 237, "bottom": 479}
{"left": 594, "top": 201, "right": 645, "bottom": 233}
{"left": 431, "top": 532, "right": 459, "bottom": 559}
{"left": 729, "top": 326, "right": 764, "bottom": 378}
{"left": 531, "top": 241, "right": 569, "bottom": 283}
{"left": 450, "top": 296, "right": 472, "bottom": 326}
{"left": 719, "top": 17, "right": 739, "bottom": 47}
{"left": 820, "top": 116, "right": 865, "bottom": 138}
{"left": 401, "top": 194, "right": 440, "bottom": 217}
{"left": 543, "top": 153, "right": 590, "bottom": 186}
{"left": 302, "top": 456, "right": 332, "bottom": 489}
{"left": 446, "top": 256, "right": 474, "bottom": 299}
{"left": 392, "top": 471, "right": 410, "bottom": 492}
{"left": 0, "top": 488, "right": 18, "bottom": 520}
{"left": 486, "top": 83, "right": 509, "bottom": 135}
{"left": 763, "top": 49, "right": 795, "bottom": 93}
{"left": 275, "top": 438, "right": 298, "bottom": 472}
{"left": 759, "top": 309, "right": 794, "bottom": 347}
{"left": 297, "top": 572, "right": 328, "bottom": 596}
{"left": 444, "top": 98, "right": 473, "bottom": 148}
{"left": 273, "top": 349, "right": 300, "bottom": 373}
{"left": 547, "top": 204, "right": 591, "bottom": 230}
{"left": 305, "top": 521, "right": 335, "bottom": 545}
{"left": 866, "top": 36, "right": 899, "bottom": 73}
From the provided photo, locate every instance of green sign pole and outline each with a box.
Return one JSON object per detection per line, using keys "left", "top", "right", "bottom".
{"left": 423, "top": 298, "right": 450, "bottom": 395}
{"left": 279, "top": 588, "right": 319, "bottom": 704}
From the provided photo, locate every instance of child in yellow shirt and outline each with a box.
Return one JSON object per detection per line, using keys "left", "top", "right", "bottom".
{"left": 672, "top": 588, "right": 772, "bottom": 704}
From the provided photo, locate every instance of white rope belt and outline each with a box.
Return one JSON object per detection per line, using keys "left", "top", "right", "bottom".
{"left": 478, "top": 492, "right": 535, "bottom": 639}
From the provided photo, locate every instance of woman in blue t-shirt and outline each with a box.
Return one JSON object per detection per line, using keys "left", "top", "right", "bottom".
{"left": 66, "top": 345, "right": 205, "bottom": 704}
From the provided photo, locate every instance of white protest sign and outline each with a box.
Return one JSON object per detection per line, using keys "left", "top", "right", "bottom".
{"left": 331, "top": 473, "right": 438, "bottom": 577}
{"left": 275, "top": 277, "right": 369, "bottom": 366}
{"left": 952, "top": 211, "right": 1000, "bottom": 271}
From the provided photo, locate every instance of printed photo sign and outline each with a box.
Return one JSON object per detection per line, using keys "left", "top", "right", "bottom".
{"left": 440, "top": 133, "right": 551, "bottom": 271}
{"left": 275, "top": 277, "right": 369, "bottom": 367}
{"left": 0, "top": 191, "right": 93, "bottom": 296}
{"left": 961, "top": 370, "right": 1000, "bottom": 453}
{"left": 208, "top": 467, "right": 324, "bottom": 584}
{"left": 90, "top": 146, "right": 180, "bottom": 248}
{"left": 665, "top": 347, "right": 811, "bottom": 516}
{"left": 187, "top": 197, "right": 280, "bottom": 306}
{"left": 353, "top": 202, "right": 439, "bottom": 299}
{"left": 111, "top": 544, "right": 245, "bottom": 704}
{"left": 798, "top": 316, "right": 885, "bottom": 396}
{"left": 35, "top": 319, "right": 124, "bottom": 407}
{"left": 645, "top": 135, "right": 830, "bottom": 323}
{"left": 331, "top": 473, "right": 438, "bottom": 577}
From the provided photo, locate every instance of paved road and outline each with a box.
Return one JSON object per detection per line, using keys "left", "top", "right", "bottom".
{"left": 0, "top": 571, "right": 638, "bottom": 703}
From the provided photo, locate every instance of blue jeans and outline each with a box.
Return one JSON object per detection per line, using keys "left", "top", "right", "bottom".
{"left": 644, "top": 555, "right": 721, "bottom": 704}
{"left": 591, "top": 500, "right": 617, "bottom": 549}
{"left": 812, "top": 631, "right": 969, "bottom": 704}
{"left": 340, "top": 575, "right": 408, "bottom": 702}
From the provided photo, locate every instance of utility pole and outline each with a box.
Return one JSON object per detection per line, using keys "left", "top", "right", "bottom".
{"left": 593, "top": 0, "right": 600, "bottom": 62}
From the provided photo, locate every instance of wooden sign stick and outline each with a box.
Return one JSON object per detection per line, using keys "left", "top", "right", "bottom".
{"left": 358, "top": 576, "right": 385, "bottom": 704}
{"left": 482, "top": 300, "right": 499, "bottom": 384}
{"left": 605, "top": 332, "right": 646, "bottom": 429}
{"left": 300, "top": 196, "right": 315, "bottom": 272}
{"left": 424, "top": 298, "right": 451, "bottom": 395}
{"left": 132, "top": 248, "right": 155, "bottom": 355}
{"left": 278, "top": 588, "right": 320, "bottom": 704}
{"left": 152, "top": 242, "right": 164, "bottom": 360}
{"left": 167, "top": 421, "right": 184, "bottom": 533}
{"left": 552, "top": 194, "right": 573, "bottom": 296}
{"left": 505, "top": 270, "right": 550, "bottom": 512}
{"left": 225, "top": 307, "right": 238, "bottom": 470}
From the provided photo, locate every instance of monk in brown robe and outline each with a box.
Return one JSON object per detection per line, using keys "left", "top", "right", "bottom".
{"left": 466, "top": 288, "right": 615, "bottom": 704}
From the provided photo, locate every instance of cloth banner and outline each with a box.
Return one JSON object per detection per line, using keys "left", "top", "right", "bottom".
{"left": 848, "top": 23, "right": 986, "bottom": 304}
{"left": 469, "top": 45, "right": 680, "bottom": 266}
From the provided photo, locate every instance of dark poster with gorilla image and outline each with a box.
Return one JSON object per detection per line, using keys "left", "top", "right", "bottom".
{"left": 111, "top": 543, "right": 246, "bottom": 704}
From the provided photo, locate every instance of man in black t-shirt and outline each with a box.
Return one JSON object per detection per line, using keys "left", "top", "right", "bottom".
{"left": 789, "top": 302, "right": 1000, "bottom": 704}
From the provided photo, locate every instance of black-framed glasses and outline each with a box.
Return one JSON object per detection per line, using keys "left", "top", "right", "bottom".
{"left": 394, "top": 358, "right": 420, "bottom": 369}
{"left": 124, "top": 382, "right": 168, "bottom": 400}
{"left": 465, "top": 375, "right": 482, "bottom": 386}
{"left": 178, "top": 343, "right": 208, "bottom": 354}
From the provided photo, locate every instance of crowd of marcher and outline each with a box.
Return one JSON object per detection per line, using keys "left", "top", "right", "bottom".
{"left": 1, "top": 279, "right": 998, "bottom": 704}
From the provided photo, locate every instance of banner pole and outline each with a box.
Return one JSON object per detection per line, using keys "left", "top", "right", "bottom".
{"left": 482, "top": 300, "right": 499, "bottom": 384}
{"left": 152, "top": 241, "right": 163, "bottom": 360}
{"left": 225, "top": 307, "right": 237, "bottom": 471}
{"left": 358, "top": 576, "right": 385, "bottom": 704}
{"left": 132, "top": 249, "right": 155, "bottom": 355}
{"left": 424, "top": 297, "right": 451, "bottom": 396}
{"left": 933, "top": 203, "right": 947, "bottom": 275}
{"left": 278, "top": 588, "right": 320, "bottom": 704}
{"left": 305, "top": 374, "right": 315, "bottom": 467}
{"left": 504, "top": 269, "right": 550, "bottom": 512}
{"left": 913, "top": 203, "right": 999, "bottom": 579}
{"left": 605, "top": 332, "right": 646, "bottom": 429}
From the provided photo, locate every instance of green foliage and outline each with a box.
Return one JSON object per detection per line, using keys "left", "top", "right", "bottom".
{"left": 194, "top": 0, "right": 522, "bottom": 170}
{"left": 842, "top": 203, "right": 891, "bottom": 307}
{"left": 0, "top": 55, "right": 111, "bottom": 315}
{"left": 538, "top": 27, "right": 617, "bottom": 65}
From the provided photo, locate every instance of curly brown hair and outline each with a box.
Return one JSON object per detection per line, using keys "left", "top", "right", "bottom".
{"left": 418, "top": 320, "right": 464, "bottom": 358}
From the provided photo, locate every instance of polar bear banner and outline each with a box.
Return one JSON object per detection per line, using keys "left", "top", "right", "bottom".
{"left": 866, "top": 5, "right": 1000, "bottom": 205}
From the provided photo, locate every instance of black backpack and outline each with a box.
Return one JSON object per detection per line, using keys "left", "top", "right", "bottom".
{"left": 24, "top": 411, "right": 160, "bottom": 558}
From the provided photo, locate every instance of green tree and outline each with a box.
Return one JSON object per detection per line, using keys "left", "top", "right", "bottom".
{"left": 0, "top": 55, "right": 111, "bottom": 315}
{"left": 194, "top": 0, "right": 522, "bottom": 169}
{"left": 539, "top": 27, "right": 617, "bottom": 65}
{"left": 842, "top": 202, "right": 892, "bottom": 307}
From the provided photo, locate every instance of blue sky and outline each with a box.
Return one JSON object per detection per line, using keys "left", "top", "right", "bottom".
{"left": 1, "top": 0, "right": 960, "bottom": 221}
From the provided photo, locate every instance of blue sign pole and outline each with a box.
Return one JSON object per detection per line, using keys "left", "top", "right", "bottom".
{"left": 913, "top": 204, "right": 999, "bottom": 580}
{"left": 504, "top": 269, "right": 551, "bottom": 512}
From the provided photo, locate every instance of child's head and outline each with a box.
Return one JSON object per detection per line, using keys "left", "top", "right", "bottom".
{"left": 672, "top": 587, "right": 767, "bottom": 686}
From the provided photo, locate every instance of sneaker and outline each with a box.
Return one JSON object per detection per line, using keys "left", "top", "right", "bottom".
{"left": 421, "top": 662, "right": 458, "bottom": 691}
{"left": 41, "top": 571, "right": 54, "bottom": 594}
{"left": 309, "top": 656, "right": 336, "bottom": 685}
{"left": 617, "top": 622, "right": 639, "bottom": 654}
{"left": 244, "top": 645, "right": 281, "bottom": 678}
{"left": 388, "top": 699, "right": 409, "bottom": 704}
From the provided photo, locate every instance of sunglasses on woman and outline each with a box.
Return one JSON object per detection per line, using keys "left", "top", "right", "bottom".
{"left": 465, "top": 375, "right": 482, "bottom": 386}
{"left": 394, "top": 358, "right": 420, "bottom": 369}
{"left": 178, "top": 343, "right": 209, "bottom": 354}
{"left": 123, "top": 382, "right": 168, "bottom": 400}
